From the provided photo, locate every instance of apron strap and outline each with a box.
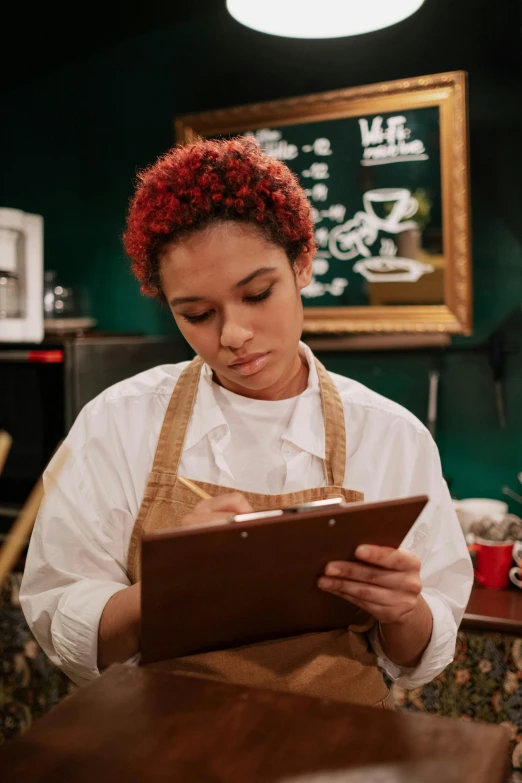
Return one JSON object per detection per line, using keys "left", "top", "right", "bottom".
{"left": 151, "top": 354, "right": 346, "bottom": 489}
{"left": 314, "top": 358, "right": 347, "bottom": 488}
{"left": 149, "top": 356, "right": 205, "bottom": 477}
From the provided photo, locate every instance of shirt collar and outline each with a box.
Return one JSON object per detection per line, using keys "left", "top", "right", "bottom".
{"left": 183, "top": 342, "right": 325, "bottom": 461}
{"left": 183, "top": 362, "right": 228, "bottom": 451}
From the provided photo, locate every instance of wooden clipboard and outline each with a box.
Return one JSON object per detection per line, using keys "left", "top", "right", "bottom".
{"left": 140, "top": 495, "right": 428, "bottom": 665}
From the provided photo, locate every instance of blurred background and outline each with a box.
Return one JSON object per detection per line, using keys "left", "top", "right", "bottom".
{"left": 1, "top": 1, "right": 522, "bottom": 769}
{"left": 1, "top": 0, "right": 520, "bottom": 505}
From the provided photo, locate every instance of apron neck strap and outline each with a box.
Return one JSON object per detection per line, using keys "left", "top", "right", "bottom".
{"left": 152, "top": 354, "right": 346, "bottom": 488}
{"left": 314, "top": 358, "right": 346, "bottom": 487}
{"left": 149, "top": 356, "right": 204, "bottom": 477}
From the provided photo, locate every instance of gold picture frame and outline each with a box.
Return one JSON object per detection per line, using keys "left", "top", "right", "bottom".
{"left": 175, "top": 71, "right": 472, "bottom": 335}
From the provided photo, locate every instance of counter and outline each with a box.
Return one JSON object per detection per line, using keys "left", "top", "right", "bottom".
{"left": 0, "top": 664, "right": 511, "bottom": 783}
{"left": 462, "top": 585, "right": 522, "bottom": 635}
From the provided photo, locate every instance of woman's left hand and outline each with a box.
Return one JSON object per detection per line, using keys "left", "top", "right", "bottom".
{"left": 318, "top": 545, "right": 422, "bottom": 626}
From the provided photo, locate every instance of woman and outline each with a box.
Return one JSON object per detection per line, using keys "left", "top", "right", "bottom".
{"left": 21, "top": 137, "right": 472, "bottom": 705}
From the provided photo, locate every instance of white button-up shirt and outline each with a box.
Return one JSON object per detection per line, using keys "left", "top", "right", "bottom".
{"left": 20, "top": 343, "right": 473, "bottom": 688}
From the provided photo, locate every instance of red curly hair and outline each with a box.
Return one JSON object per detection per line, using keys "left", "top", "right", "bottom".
{"left": 123, "top": 136, "right": 316, "bottom": 298}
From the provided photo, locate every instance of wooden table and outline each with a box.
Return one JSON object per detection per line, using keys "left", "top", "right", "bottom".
{"left": 0, "top": 664, "right": 511, "bottom": 783}
{"left": 463, "top": 584, "right": 522, "bottom": 634}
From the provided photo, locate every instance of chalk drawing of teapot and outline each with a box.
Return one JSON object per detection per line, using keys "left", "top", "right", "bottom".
{"left": 328, "top": 188, "right": 419, "bottom": 262}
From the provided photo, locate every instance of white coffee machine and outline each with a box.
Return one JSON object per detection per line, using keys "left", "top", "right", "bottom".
{"left": 0, "top": 207, "right": 43, "bottom": 343}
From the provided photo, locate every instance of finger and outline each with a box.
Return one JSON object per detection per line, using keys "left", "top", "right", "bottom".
{"left": 194, "top": 492, "right": 253, "bottom": 515}
{"left": 184, "top": 511, "right": 235, "bottom": 527}
{"left": 318, "top": 576, "right": 417, "bottom": 609}
{"left": 319, "top": 576, "right": 394, "bottom": 606}
{"left": 214, "top": 493, "right": 253, "bottom": 513}
{"left": 354, "top": 545, "right": 421, "bottom": 573}
{"left": 324, "top": 561, "right": 421, "bottom": 594}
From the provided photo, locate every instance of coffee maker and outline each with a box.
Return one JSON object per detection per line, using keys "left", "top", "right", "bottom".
{"left": 0, "top": 207, "right": 44, "bottom": 343}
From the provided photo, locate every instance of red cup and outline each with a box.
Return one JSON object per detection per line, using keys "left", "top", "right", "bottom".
{"left": 468, "top": 539, "right": 514, "bottom": 589}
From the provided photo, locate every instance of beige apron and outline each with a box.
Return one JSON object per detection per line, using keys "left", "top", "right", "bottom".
{"left": 128, "top": 356, "right": 391, "bottom": 707}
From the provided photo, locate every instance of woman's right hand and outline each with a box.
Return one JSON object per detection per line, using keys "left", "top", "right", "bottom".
{"left": 182, "top": 492, "right": 253, "bottom": 526}
{"left": 99, "top": 493, "right": 253, "bottom": 668}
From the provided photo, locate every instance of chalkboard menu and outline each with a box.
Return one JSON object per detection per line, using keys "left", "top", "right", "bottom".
{"left": 176, "top": 72, "right": 472, "bottom": 335}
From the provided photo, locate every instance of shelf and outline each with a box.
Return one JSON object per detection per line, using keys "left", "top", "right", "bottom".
{"left": 303, "top": 333, "right": 451, "bottom": 352}
{"left": 462, "top": 585, "right": 522, "bottom": 635}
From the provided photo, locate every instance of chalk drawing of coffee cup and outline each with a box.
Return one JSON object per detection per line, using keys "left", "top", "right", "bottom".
{"left": 362, "top": 188, "right": 418, "bottom": 233}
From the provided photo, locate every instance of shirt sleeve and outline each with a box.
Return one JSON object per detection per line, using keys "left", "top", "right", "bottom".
{"left": 19, "top": 402, "right": 140, "bottom": 687}
{"left": 368, "top": 429, "right": 473, "bottom": 689}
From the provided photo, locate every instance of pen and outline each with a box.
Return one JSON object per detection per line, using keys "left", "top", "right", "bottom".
{"left": 178, "top": 475, "right": 212, "bottom": 501}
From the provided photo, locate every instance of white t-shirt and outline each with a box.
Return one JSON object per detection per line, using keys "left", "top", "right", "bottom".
{"left": 212, "top": 383, "right": 299, "bottom": 494}
{"left": 20, "top": 343, "right": 473, "bottom": 688}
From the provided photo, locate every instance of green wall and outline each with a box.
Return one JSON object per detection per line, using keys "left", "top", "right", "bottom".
{"left": 1, "top": 0, "right": 521, "bottom": 504}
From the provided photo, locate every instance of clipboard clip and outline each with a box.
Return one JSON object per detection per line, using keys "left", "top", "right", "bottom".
{"left": 230, "top": 497, "right": 345, "bottom": 523}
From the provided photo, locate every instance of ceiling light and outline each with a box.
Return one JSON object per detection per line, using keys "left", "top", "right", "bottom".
{"left": 226, "top": 0, "right": 426, "bottom": 39}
